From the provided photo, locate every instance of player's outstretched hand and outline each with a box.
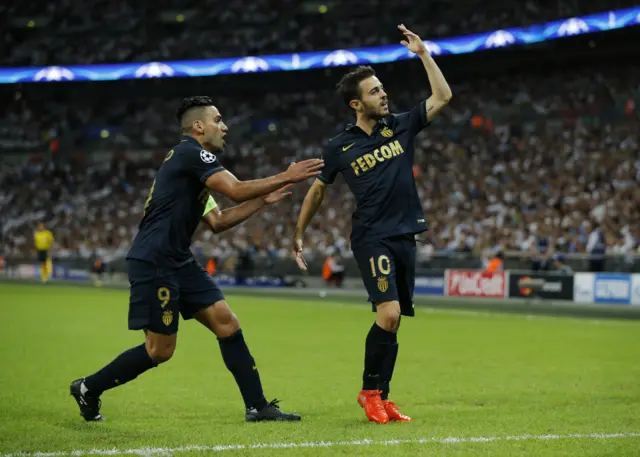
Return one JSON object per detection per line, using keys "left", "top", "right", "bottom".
{"left": 264, "top": 184, "right": 293, "bottom": 204}
{"left": 292, "top": 238, "right": 308, "bottom": 271}
{"left": 285, "top": 159, "right": 324, "bottom": 183}
{"left": 398, "top": 24, "right": 427, "bottom": 55}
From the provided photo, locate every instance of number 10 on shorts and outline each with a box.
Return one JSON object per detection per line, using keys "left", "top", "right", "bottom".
{"left": 369, "top": 255, "right": 391, "bottom": 277}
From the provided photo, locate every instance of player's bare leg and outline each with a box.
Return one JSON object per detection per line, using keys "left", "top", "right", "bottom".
{"left": 358, "top": 300, "right": 411, "bottom": 423}
{"left": 70, "top": 330, "right": 170, "bottom": 421}
{"left": 195, "top": 301, "right": 301, "bottom": 422}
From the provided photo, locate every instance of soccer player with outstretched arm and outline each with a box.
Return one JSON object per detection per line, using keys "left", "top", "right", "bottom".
{"left": 70, "top": 96, "right": 323, "bottom": 423}
{"left": 293, "top": 25, "right": 452, "bottom": 424}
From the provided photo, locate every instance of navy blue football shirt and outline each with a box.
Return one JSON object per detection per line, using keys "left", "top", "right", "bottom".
{"left": 318, "top": 101, "right": 430, "bottom": 247}
{"left": 127, "top": 136, "right": 224, "bottom": 267}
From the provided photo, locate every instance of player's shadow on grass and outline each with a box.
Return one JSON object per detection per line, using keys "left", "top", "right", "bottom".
{"left": 339, "top": 418, "right": 411, "bottom": 429}
{"left": 56, "top": 418, "right": 148, "bottom": 441}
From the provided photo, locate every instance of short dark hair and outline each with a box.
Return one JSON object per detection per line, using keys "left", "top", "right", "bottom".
{"left": 336, "top": 66, "right": 376, "bottom": 107}
{"left": 176, "top": 96, "right": 214, "bottom": 124}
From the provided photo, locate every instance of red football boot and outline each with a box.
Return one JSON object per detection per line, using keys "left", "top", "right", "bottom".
{"left": 383, "top": 400, "right": 412, "bottom": 422}
{"left": 357, "top": 390, "right": 389, "bottom": 424}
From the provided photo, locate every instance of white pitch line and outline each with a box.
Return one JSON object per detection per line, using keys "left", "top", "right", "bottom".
{"left": 2, "top": 432, "right": 639, "bottom": 457}
{"left": 419, "top": 305, "right": 640, "bottom": 326}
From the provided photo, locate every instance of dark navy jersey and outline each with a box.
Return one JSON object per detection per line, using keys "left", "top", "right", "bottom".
{"left": 318, "top": 101, "right": 429, "bottom": 247}
{"left": 127, "top": 136, "right": 224, "bottom": 267}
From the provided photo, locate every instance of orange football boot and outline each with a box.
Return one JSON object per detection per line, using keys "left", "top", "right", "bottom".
{"left": 383, "top": 400, "right": 412, "bottom": 422}
{"left": 357, "top": 390, "right": 389, "bottom": 424}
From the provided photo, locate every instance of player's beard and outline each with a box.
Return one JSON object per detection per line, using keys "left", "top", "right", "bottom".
{"left": 206, "top": 134, "right": 224, "bottom": 152}
{"left": 364, "top": 101, "right": 389, "bottom": 121}
{"left": 215, "top": 136, "right": 225, "bottom": 151}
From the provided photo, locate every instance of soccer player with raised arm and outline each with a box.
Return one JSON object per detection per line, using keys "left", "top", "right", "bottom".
{"left": 293, "top": 25, "right": 452, "bottom": 424}
{"left": 70, "top": 96, "right": 323, "bottom": 423}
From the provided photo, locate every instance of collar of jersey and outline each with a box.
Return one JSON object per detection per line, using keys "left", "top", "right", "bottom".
{"left": 345, "top": 117, "right": 389, "bottom": 134}
{"left": 180, "top": 135, "right": 203, "bottom": 148}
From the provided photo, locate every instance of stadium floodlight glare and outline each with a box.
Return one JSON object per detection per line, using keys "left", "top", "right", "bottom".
{"left": 0, "top": 7, "right": 638, "bottom": 84}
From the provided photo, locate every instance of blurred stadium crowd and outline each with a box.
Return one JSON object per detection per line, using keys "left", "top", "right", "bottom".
{"left": 1, "top": 65, "right": 638, "bottom": 263}
{"left": 2, "top": 0, "right": 638, "bottom": 66}
{"left": 0, "top": 0, "right": 639, "bottom": 266}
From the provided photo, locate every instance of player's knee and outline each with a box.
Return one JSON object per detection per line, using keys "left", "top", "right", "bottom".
{"left": 380, "top": 312, "right": 400, "bottom": 333}
{"left": 215, "top": 311, "right": 241, "bottom": 338}
{"left": 376, "top": 301, "right": 401, "bottom": 332}
{"left": 196, "top": 301, "right": 241, "bottom": 338}
{"left": 145, "top": 334, "right": 177, "bottom": 364}
{"left": 146, "top": 343, "right": 176, "bottom": 364}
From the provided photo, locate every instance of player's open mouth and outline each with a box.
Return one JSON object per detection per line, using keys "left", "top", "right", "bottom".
{"left": 381, "top": 102, "right": 388, "bottom": 109}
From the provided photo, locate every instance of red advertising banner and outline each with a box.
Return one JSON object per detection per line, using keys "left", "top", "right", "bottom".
{"left": 446, "top": 270, "right": 506, "bottom": 298}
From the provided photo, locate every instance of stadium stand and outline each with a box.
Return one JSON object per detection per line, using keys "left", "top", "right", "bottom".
{"left": 0, "top": 1, "right": 638, "bottom": 273}
{"left": 1, "top": 65, "right": 638, "bottom": 265}
{"left": 2, "top": 0, "right": 639, "bottom": 65}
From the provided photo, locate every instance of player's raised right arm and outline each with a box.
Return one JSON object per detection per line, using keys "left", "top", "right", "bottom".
{"left": 292, "top": 179, "right": 327, "bottom": 271}
{"left": 205, "top": 159, "right": 324, "bottom": 203}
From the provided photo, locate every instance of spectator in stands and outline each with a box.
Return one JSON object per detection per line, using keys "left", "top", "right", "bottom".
{"left": 586, "top": 223, "right": 607, "bottom": 272}
{"left": 486, "top": 251, "right": 504, "bottom": 273}
{"left": 322, "top": 247, "right": 345, "bottom": 288}
{"left": 529, "top": 226, "right": 556, "bottom": 272}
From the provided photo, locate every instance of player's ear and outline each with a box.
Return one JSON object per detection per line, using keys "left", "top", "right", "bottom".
{"left": 349, "top": 99, "right": 361, "bottom": 112}
{"left": 193, "top": 120, "right": 204, "bottom": 135}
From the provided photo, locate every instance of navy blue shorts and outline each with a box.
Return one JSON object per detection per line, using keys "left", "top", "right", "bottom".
{"left": 127, "top": 259, "right": 225, "bottom": 335}
{"left": 37, "top": 250, "right": 49, "bottom": 262}
{"left": 352, "top": 234, "right": 417, "bottom": 317}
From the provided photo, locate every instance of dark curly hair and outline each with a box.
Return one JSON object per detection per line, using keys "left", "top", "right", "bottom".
{"left": 336, "top": 66, "right": 376, "bottom": 107}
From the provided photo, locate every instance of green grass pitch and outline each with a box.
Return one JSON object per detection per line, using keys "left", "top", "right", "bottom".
{"left": 0, "top": 283, "right": 639, "bottom": 456}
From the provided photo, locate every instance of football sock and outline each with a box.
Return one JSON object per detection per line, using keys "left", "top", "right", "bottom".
{"left": 218, "top": 329, "right": 268, "bottom": 411}
{"left": 362, "top": 323, "right": 396, "bottom": 391}
{"left": 39, "top": 264, "right": 47, "bottom": 282}
{"left": 45, "top": 259, "right": 53, "bottom": 280}
{"left": 380, "top": 336, "right": 399, "bottom": 400}
{"left": 84, "top": 344, "right": 157, "bottom": 395}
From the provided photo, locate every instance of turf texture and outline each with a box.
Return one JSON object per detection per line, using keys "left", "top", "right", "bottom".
{"left": 0, "top": 283, "right": 638, "bottom": 456}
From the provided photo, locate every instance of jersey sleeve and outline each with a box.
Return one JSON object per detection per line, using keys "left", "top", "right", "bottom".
{"left": 394, "top": 100, "right": 430, "bottom": 136}
{"left": 203, "top": 195, "right": 218, "bottom": 216}
{"left": 317, "top": 144, "right": 340, "bottom": 185}
{"left": 183, "top": 146, "right": 226, "bottom": 183}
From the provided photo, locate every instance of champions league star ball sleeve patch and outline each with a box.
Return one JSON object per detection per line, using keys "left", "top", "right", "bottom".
{"left": 200, "top": 149, "right": 217, "bottom": 163}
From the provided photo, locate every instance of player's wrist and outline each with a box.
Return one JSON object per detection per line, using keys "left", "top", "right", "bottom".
{"left": 259, "top": 196, "right": 270, "bottom": 207}
{"left": 280, "top": 170, "right": 294, "bottom": 184}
